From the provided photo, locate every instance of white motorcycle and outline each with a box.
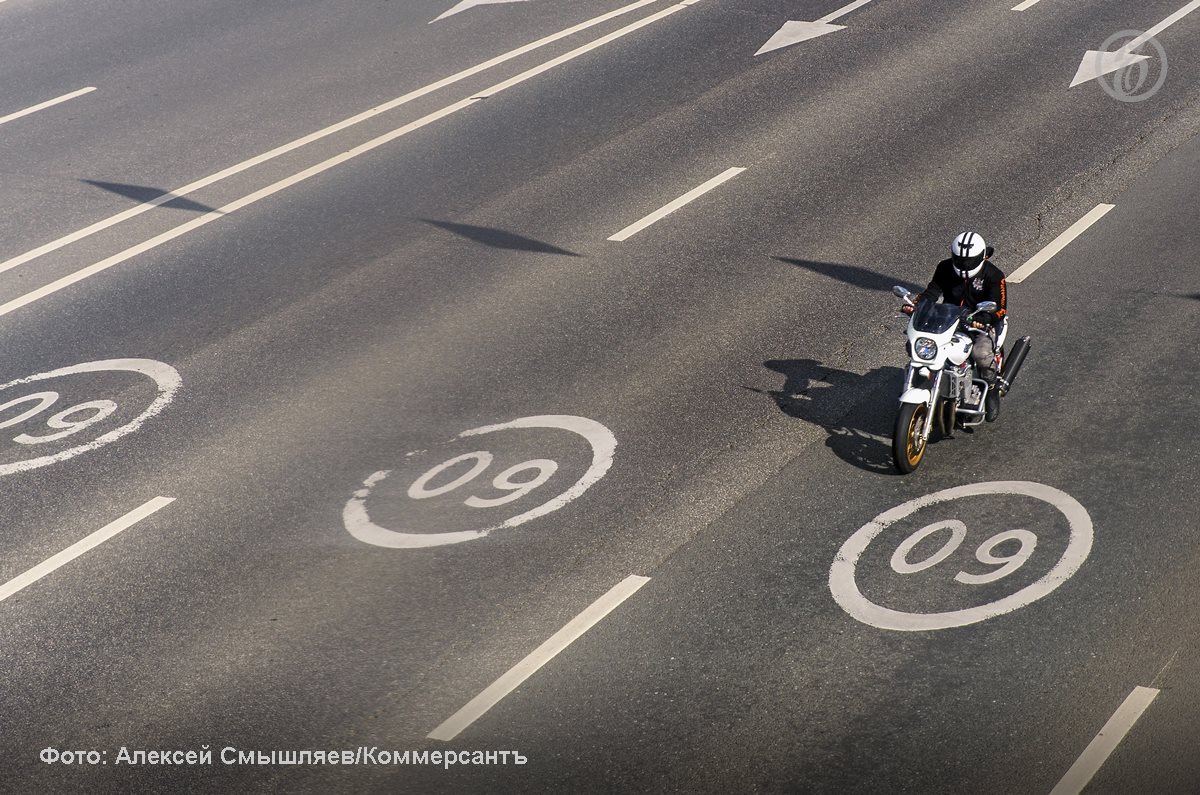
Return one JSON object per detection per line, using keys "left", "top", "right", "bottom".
{"left": 890, "top": 286, "right": 1030, "bottom": 473}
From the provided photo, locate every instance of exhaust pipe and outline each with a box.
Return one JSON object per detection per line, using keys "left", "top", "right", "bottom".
{"left": 998, "top": 336, "right": 1031, "bottom": 396}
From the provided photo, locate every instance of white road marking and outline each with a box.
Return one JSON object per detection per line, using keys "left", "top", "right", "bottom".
{"left": 607, "top": 167, "right": 744, "bottom": 241}
{"left": 1011, "top": 0, "right": 1043, "bottom": 10}
{"left": 346, "top": 470, "right": 488, "bottom": 549}
{"left": 816, "top": 0, "right": 875, "bottom": 24}
{"left": 0, "top": 497, "right": 174, "bottom": 605}
{"left": 1127, "top": 0, "right": 1200, "bottom": 50}
{"left": 469, "top": 3, "right": 687, "bottom": 98}
{"left": 0, "top": 4, "right": 693, "bottom": 319}
{"left": 756, "top": 0, "right": 876, "bottom": 55}
{"left": 1050, "top": 686, "right": 1160, "bottom": 795}
{"left": 0, "top": 359, "right": 181, "bottom": 476}
{"left": 1070, "top": 1, "right": 1200, "bottom": 86}
{"left": 756, "top": 21, "right": 845, "bottom": 54}
{"left": 1070, "top": 50, "right": 1151, "bottom": 89}
{"left": 345, "top": 415, "right": 617, "bottom": 548}
{"left": 428, "top": 575, "right": 650, "bottom": 741}
{"left": 0, "top": 87, "right": 95, "bottom": 128}
{"left": 830, "top": 481, "right": 1093, "bottom": 631}
{"left": 432, "top": 0, "right": 527, "bottom": 24}
{"left": 890, "top": 520, "right": 966, "bottom": 575}
{"left": 1008, "top": 204, "right": 1114, "bottom": 283}
{"left": 460, "top": 416, "right": 617, "bottom": 530}
{"left": 0, "top": 0, "right": 670, "bottom": 279}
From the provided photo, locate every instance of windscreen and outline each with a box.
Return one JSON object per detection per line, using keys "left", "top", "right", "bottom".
{"left": 911, "top": 301, "right": 964, "bottom": 333}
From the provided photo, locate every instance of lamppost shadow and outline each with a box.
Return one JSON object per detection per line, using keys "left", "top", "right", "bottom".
{"left": 417, "top": 218, "right": 581, "bottom": 257}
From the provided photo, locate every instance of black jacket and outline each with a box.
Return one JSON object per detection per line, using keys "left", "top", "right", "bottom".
{"left": 920, "top": 259, "right": 1007, "bottom": 326}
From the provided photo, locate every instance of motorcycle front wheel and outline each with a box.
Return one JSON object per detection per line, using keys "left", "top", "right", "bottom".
{"left": 893, "top": 402, "right": 928, "bottom": 473}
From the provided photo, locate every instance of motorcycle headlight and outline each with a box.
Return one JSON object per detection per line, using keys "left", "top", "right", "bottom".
{"left": 914, "top": 337, "right": 938, "bottom": 360}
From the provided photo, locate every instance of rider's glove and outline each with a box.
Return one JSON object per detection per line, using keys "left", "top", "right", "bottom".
{"left": 901, "top": 304, "right": 915, "bottom": 316}
{"left": 970, "top": 320, "right": 986, "bottom": 330}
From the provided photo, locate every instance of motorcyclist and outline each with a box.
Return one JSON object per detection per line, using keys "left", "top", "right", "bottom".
{"left": 903, "top": 232, "right": 1007, "bottom": 421}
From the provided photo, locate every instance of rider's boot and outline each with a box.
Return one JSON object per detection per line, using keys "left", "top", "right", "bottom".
{"left": 984, "top": 376, "right": 1000, "bottom": 422}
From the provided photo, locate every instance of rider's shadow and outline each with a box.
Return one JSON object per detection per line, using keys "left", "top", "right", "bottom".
{"left": 745, "top": 359, "right": 907, "bottom": 475}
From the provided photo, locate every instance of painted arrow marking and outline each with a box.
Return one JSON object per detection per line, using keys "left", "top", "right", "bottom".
{"left": 432, "top": 0, "right": 528, "bottom": 24}
{"left": 756, "top": 0, "right": 876, "bottom": 56}
{"left": 1069, "top": 50, "right": 1150, "bottom": 87}
{"left": 1070, "top": 0, "right": 1200, "bottom": 86}
{"left": 756, "top": 21, "right": 845, "bottom": 54}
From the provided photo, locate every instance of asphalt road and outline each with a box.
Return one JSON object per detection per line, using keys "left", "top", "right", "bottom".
{"left": 1, "top": 0, "right": 1199, "bottom": 791}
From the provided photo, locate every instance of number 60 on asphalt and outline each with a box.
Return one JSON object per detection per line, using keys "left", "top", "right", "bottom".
{"left": 891, "top": 519, "right": 1037, "bottom": 585}
{"left": 0, "top": 359, "right": 181, "bottom": 478}
{"left": 344, "top": 415, "right": 618, "bottom": 549}
{"left": 407, "top": 451, "right": 559, "bottom": 508}
{"left": 829, "top": 482, "right": 1094, "bottom": 631}
{"left": 0, "top": 392, "right": 117, "bottom": 445}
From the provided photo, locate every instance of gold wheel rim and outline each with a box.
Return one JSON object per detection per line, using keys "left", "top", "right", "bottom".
{"left": 906, "top": 405, "right": 927, "bottom": 466}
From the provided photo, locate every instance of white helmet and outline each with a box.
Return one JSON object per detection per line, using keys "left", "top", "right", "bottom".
{"left": 951, "top": 231, "right": 987, "bottom": 278}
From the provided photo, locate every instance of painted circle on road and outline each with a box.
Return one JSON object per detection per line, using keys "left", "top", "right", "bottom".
{"left": 0, "top": 359, "right": 181, "bottom": 476}
{"left": 344, "top": 415, "right": 616, "bottom": 548}
{"left": 829, "top": 481, "right": 1092, "bottom": 631}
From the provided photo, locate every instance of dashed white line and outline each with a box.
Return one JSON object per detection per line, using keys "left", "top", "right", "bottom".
{"left": 0, "top": 87, "right": 95, "bottom": 128}
{"left": 0, "top": 0, "right": 670, "bottom": 278}
{"left": 0, "top": 497, "right": 174, "bottom": 605}
{"left": 1008, "top": 203, "right": 1114, "bottom": 283}
{"left": 0, "top": 2, "right": 695, "bottom": 319}
{"left": 1049, "top": 686, "right": 1159, "bottom": 795}
{"left": 608, "top": 166, "right": 745, "bottom": 242}
{"left": 1011, "top": 0, "right": 1043, "bottom": 10}
{"left": 428, "top": 574, "right": 650, "bottom": 741}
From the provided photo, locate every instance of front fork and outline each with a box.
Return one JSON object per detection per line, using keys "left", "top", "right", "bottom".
{"left": 922, "top": 370, "right": 944, "bottom": 443}
{"left": 902, "top": 364, "right": 945, "bottom": 443}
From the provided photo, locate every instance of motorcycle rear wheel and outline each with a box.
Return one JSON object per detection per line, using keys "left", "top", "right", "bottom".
{"left": 893, "top": 402, "right": 928, "bottom": 473}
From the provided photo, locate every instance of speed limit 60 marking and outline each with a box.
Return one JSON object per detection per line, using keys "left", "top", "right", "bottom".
{"left": 0, "top": 359, "right": 180, "bottom": 476}
{"left": 829, "top": 481, "right": 1093, "bottom": 631}
{"left": 344, "top": 415, "right": 616, "bottom": 549}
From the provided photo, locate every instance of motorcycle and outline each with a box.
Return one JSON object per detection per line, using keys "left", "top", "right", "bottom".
{"left": 890, "top": 285, "right": 1031, "bottom": 473}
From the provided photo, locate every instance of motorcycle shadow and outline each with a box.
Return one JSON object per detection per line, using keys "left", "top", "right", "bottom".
{"left": 746, "top": 359, "right": 911, "bottom": 476}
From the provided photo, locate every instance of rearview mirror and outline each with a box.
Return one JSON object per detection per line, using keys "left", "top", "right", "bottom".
{"left": 892, "top": 285, "right": 911, "bottom": 299}
{"left": 975, "top": 301, "right": 998, "bottom": 312}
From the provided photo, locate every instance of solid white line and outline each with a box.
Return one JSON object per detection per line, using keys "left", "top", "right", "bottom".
{"left": 1008, "top": 203, "right": 1114, "bottom": 283}
{"left": 1050, "top": 686, "right": 1159, "bottom": 795}
{"left": 608, "top": 166, "right": 745, "bottom": 242}
{"left": 817, "top": 0, "right": 875, "bottom": 24}
{"left": 428, "top": 575, "right": 650, "bottom": 741}
{"left": 0, "top": 3, "right": 694, "bottom": 319}
{"left": 0, "top": 0, "right": 669, "bottom": 278}
{"left": 1130, "top": 0, "right": 1200, "bottom": 50}
{"left": 1011, "top": 0, "right": 1042, "bottom": 10}
{"left": 0, "top": 497, "right": 174, "bottom": 604}
{"left": 472, "top": 2, "right": 686, "bottom": 98}
{"left": 0, "top": 87, "right": 96, "bottom": 128}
